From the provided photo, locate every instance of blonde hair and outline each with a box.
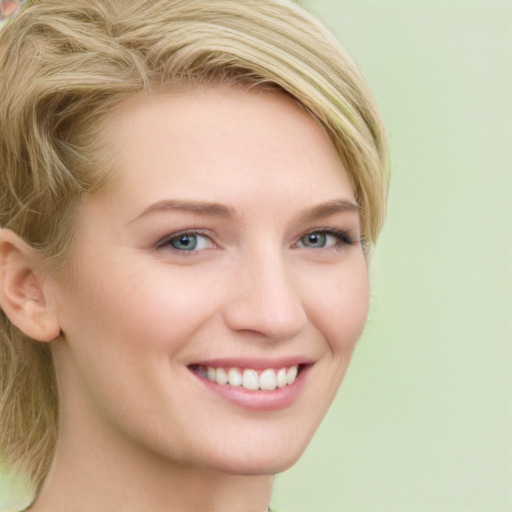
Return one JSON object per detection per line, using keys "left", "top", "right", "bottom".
{"left": 0, "top": 0, "right": 389, "bottom": 493}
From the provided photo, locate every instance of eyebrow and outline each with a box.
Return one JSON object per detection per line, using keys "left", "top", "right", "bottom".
{"left": 295, "top": 199, "right": 361, "bottom": 223}
{"left": 132, "top": 199, "right": 239, "bottom": 222}
{"left": 132, "top": 198, "right": 360, "bottom": 223}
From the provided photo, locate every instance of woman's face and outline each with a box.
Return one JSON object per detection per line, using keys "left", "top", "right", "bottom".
{"left": 51, "top": 86, "right": 369, "bottom": 475}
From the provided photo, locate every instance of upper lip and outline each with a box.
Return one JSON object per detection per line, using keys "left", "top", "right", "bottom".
{"left": 188, "top": 357, "right": 314, "bottom": 370}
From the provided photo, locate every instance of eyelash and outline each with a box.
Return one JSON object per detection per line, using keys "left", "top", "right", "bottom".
{"left": 296, "top": 228, "right": 358, "bottom": 250}
{"left": 155, "top": 228, "right": 360, "bottom": 254}
{"left": 155, "top": 230, "right": 213, "bottom": 253}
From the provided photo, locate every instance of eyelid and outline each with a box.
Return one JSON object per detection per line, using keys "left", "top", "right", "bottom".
{"left": 295, "top": 227, "right": 359, "bottom": 248}
{"left": 153, "top": 226, "right": 360, "bottom": 253}
{"left": 155, "top": 229, "right": 217, "bottom": 251}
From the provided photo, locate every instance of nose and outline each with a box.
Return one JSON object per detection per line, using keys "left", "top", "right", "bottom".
{"left": 222, "top": 249, "right": 308, "bottom": 341}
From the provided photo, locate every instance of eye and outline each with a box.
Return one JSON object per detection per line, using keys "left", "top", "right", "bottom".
{"left": 300, "top": 232, "right": 332, "bottom": 248}
{"left": 297, "top": 229, "right": 355, "bottom": 249}
{"left": 157, "top": 232, "right": 214, "bottom": 252}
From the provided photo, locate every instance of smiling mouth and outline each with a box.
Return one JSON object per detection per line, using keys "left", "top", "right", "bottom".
{"left": 188, "top": 364, "right": 306, "bottom": 391}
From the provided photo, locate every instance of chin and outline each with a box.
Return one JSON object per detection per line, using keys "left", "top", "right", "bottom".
{"left": 202, "top": 435, "right": 312, "bottom": 476}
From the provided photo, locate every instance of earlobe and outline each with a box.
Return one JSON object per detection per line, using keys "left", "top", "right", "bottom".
{"left": 0, "top": 228, "right": 60, "bottom": 342}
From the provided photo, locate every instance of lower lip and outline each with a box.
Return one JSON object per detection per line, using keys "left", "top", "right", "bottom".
{"left": 190, "top": 367, "right": 310, "bottom": 412}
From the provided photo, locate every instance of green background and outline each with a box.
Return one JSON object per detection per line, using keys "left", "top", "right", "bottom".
{"left": 273, "top": 1, "right": 512, "bottom": 511}
{"left": 1, "top": 1, "right": 511, "bottom": 511}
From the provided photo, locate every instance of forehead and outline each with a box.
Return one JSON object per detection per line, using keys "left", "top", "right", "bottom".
{"left": 89, "top": 86, "right": 354, "bottom": 220}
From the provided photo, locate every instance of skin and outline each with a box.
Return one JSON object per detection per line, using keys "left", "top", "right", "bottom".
{"left": 1, "top": 86, "right": 370, "bottom": 512}
{"left": 0, "top": 1, "right": 23, "bottom": 20}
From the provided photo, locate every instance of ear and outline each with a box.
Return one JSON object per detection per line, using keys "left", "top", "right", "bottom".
{"left": 0, "top": 228, "right": 61, "bottom": 342}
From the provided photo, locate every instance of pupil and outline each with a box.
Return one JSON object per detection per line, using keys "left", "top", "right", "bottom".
{"left": 305, "top": 233, "right": 325, "bottom": 247}
{"left": 172, "top": 235, "right": 196, "bottom": 250}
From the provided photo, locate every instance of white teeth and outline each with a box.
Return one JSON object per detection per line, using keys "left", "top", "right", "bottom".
{"left": 286, "top": 365, "right": 298, "bottom": 385}
{"left": 276, "top": 368, "right": 287, "bottom": 388}
{"left": 242, "top": 369, "right": 259, "bottom": 391}
{"left": 203, "top": 365, "right": 300, "bottom": 391}
{"left": 259, "top": 368, "right": 277, "bottom": 391}
{"left": 228, "top": 368, "right": 242, "bottom": 387}
{"left": 207, "top": 367, "right": 216, "bottom": 382}
{"left": 215, "top": 368, "right": 228, "bottom": 385}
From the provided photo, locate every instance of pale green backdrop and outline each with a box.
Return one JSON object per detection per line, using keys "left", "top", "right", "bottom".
{"left": 273, "top": 1, "right": 512, "bottom": 511}
{"left": 1, "top": 1, "right": 511, "bottom": 511}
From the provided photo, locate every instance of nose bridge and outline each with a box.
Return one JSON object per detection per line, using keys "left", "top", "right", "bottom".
{"left": 223, "top": 243, "right": 307, "bottom": 340}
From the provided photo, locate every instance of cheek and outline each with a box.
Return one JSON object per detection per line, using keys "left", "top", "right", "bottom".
{"left": 307, "top": 259, "right": 370, "bottom": 353}
{"left": 53, "top": 260, "right": 219, "bottom": 421}
{"left": 61, "top": 259, "right": 221, "bottom": 358}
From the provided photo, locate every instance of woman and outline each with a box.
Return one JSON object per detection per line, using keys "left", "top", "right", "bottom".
{"left": 0, "top": 0, "right": 389, "bottom": 510}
